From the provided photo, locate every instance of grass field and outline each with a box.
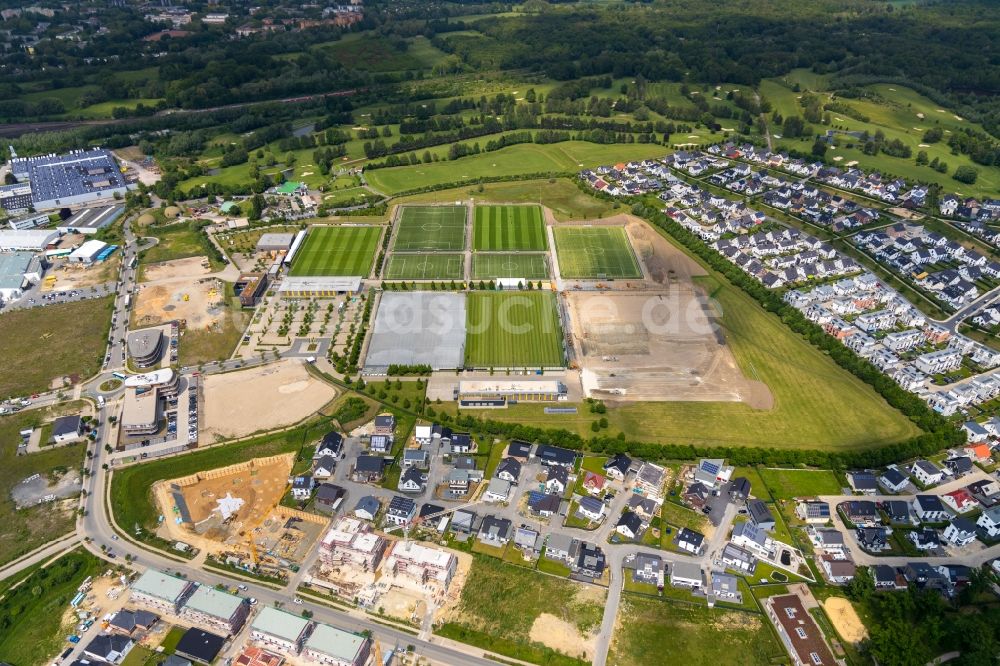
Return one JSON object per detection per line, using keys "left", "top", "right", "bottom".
{"left": 384, "top": 253, "right": 465, "bottom": 280}
{"left": 0, "top": 549, "right": 102, "bottom": 666}
{"left": 0, "top": 297, "right": 112, "bottom": 399}
{"left": 288, "top": 225, "right": 381, "bottom": 276}
{"left": 0, "top": 403, "right": 88, "bottom": 566}
{"left": 177, "top": 282, "right": 247, "bottom": 367}
{"left": 473, "top": 204, "right": 547, "bottom": 250}
{"left": 366, "top": 142, "right": 669, "bottom": 194}
{"left": 553, "top": 226, "right": 642, "bottom": 279}
{"left": 437, "top": 555, "right": 601, "bottom": 666}
{"left": 139, "top": 222, "right": 225, "bottom": 272}
{"left": 465, "top": 291, "right": 564, "bottom": 368}
{"left": 443, "top": 272, "right": 921, "bottom": 450}
{"left": 393, "top": 205, "right": 467, "bottom": 252}
{"left": 472, "top": 253, "right": 549, "bottom": 280}
{"left": 757, "top": 468, "right": 844, "bottom": 500}
{"left": 609, "top": 596, "right": 785, "bottom": 666}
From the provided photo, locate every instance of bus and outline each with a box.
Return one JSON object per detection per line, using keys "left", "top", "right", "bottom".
{"left": 112, "top": 372, "right": 127, "bottom": 380}
{"left": 124, "top": 294, "right": 132, "bottom": 310}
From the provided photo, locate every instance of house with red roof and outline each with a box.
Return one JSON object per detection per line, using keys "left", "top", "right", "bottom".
{"left": 942, "top": 488, "right": 979, "bottom": 514}
{"left": 582, "top": 471, "right": 606, "bottom": 495}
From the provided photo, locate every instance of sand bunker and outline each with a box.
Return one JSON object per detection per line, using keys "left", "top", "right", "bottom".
{"left": 202, "top": 359, "right": 337, "bottom": 439}
{"left": 823, "top": 598, "right": 868, "bottom": 643}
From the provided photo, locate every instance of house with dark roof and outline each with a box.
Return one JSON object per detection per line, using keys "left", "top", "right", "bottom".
{"left": 676, "top": 527, "right": 704, "bottom": 554}
{"left": 944, "top": 456, "right": 974, "bottom": 477}
{"left": 878, "top": 467, "right": 910, "bottom": 493}
{"left": 527, "top": 491, "right": 561, "bottom": 517}
{"left": 721, "top": 543, "right": 756, "bottom": 573}
{"left": 174, "top": 628, "right": 225, "bottom": 665}
{"left": 882, "top": 500, "right": 913, "bottom": 525}
{"left": 397, "top": 467, "right": 425, "bottom": 493}
{"left": 535, "top": 444, "right": 576, "bottom": 467}
{"left": 796, "top": 501, "right": 830, "bottom": 524}
{"left": 908, "top": 528, "right": 941, "bottom": 551}
{"left": 728, "top": 477, "right": 751, "bottom": 500}
{"left": 450, "top": 509, "right": 476, "bottom": 534}
{"left": 478, "top": 516, "right": 512, "bottom": 546}
{"left": 625, "top": 552, "right": 663, "bottom": 586}
{"left": 576, "top": 496, "right": 606, "bottom": 522}
{"left": 683, "top": 481, "right": 711, "bottom": 509}
{"left": 628, "top": 495, "right": 658, "bottom": 520}
{"left": 603, "top": 453, "right": 632, "bottom": 481}
{"left": 748, "top": 499, "right": 776, "bottom": 530}
{"left": 353, "top": 496, "right": 380, "bottom": 521}
{"left": 904, "top": 562, "right": 949, "bottom": 589}
{"left": 873, "top": 565, "right": 906, "bottom": 590}
{"left": 385, "top": 496, "right": 416, "bottom": 526}
{"left": 352, "top": 455, "right": 385, "bottom": 483}
{"left": 314, "top": 484, "right": 346, "bottom": 515}
{"left": 84, "top": 634, "right": 134, "bottom": 664}
{"left": 911, "top": 460, "right": 944, "bottom": 486}
{"left": 943, "top": 517, "right": 978, "bottom": 547}
{"left": 856, "top": 527, "right": 890, "bottom": 551}
{"left": 842, "top": 500, "right": 879, "bottom": 526}
{"left": 913, "top": 495, "right": 949, "bottom": 522}
{"left": 109, "top": 609, "right": 158, "bottom": 636}
{"left": 616, "top": 511, "right": 644, "bottom": 540}
{"left": 507, "top": 440, "right": 533, "bottom": 459}
{"left": 313, "top": 455, "right": 337, "bottom": 479}
{"left": 495, "top": 457, "right": 522, "bottom": 483}
{"left": 847, "top": 471, "right": 878, "bottom": 494}
{"left": 544, "top": 466, "right": 569, "bottom": 494}
{"left": 315, "top": 431, "right": 343, "bottom": 458}
{"left": 51, "top": 414, "right": 83, "bottom": 444}
{"left": 574, "top": 542, "right": 606, "bottom": 578}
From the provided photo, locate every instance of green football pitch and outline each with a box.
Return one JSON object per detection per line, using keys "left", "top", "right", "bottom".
{"left": 385, "top": 253, "right": 465, "bottom": 280}
{"left": 553, "top": 226, "right": 642, "bottom": 279}
{"left": 393, "top": 205, "right": 467, "bottom": 252}
{"left": 473, "top": 205, "right": 547, "bottom": 251}
{"left": 472, "top": 253, "right": 549, "bottom": 280}
{"left": 465, "top": 291, "right": 564, "bottom": 368}
{"left": 288, "top": 225, "right": 381, "bottom": 276}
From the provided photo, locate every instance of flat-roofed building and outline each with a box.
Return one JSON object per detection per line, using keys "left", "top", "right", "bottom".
{"left": 127, "top": 329, "right": 163, "bottom": 368}
{"left": 317, "top": 517, "right": 386, "bottom": 571}
{"left": 12, "top": 148, "right": 129, "bottom": 210}
{"left": 68, "top": 239, "right": 108, "bottom": 264}
{"left": 0, "top": 251, "right": 42, "bottom": 302}
{"left": 235, "top": 273, "right": 268, "bottom": 308}
{"left": 384, "top": 540, "right": 457, "bottom": 591}
{"left": 181, "top": 585, "right": 249, "bottom": 635}
{"left": 123, "top": 368, "right": 179, "bottom": 396}
{"left": 58, "top": 205, "right": 124, "bottom": 235}
{"left": 129, "top": 569, "right": 195, "bottom": 614}
{"left": 302, "top": 622, "right": 371, "bottom": 666}
{"left": 256, "top": 232, "right": 295, "bottom": 253}
{"left": 278, "top": 276, "right": 362, "bottom": 298}
{"left": 250, "top": 607, "right": 311, "bottom": 654}
{"left": 121, "top": 386, "right": 162, "bottom": 435}
{"left": 457, "top": 380, "right": 567, "bottom": 403}
{"left": 7, "top": 211, "right": 49, "bottom": 230}
{"left": 0, "top": 228, "right": 60, "bottom": 251}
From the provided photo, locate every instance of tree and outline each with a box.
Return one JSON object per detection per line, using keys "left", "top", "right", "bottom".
{"left": 915, "top": 150, "right": 929, "bottom": 165}
{"left": 811, "top": 138, "right": 827, "bottom": 157}
{"left": 953, "top": 165, "right": 979, "bottom": 184}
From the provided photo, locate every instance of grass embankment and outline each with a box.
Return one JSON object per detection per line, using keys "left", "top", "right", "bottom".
{"left": 437, "top": 555, "right": 602, "bottom": 666}
{"left": 608, "top": 596, "right": 785, "bottom": 666}
{"left": 139, "top": 221, "right": 224, "bottom": 271}
{"left": 0, "top": 549, "right": 102, "bottom": 666}
{"left": 0, "top": 403, "right": 88, "bottom": 566}
{"left": 0, "top": 297, "right": 113, "bottom": 398}
{"left": 443, "top": 273, "right": 921, "bottom": 451}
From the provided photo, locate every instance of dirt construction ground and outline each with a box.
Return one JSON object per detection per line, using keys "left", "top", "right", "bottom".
{"left": 201, "top": 359, "right": 338, "bottom": 440}
{"left": 568, "top": 290, "right": 771, "bottom": 406}
{"left": 134, "top": 256, "right": 224, "bottom": 330}
{"left": 823, "top": 597, "right": 869, "bottom": 643}
{"left": 528, "top": 583, "right": 605, "bottom": 662}
{"left": 154, "top": 454, "right": 293, "bottom": 550}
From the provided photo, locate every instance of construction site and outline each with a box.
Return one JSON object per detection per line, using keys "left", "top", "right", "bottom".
{"left": 153, "top": 454, "right": 325, "bottom": 576}
{"left": 133, "top": 256, "right": 228, "bottom": 330}
{"left": 305, "top": 516, "right": 472, "bottom": 627}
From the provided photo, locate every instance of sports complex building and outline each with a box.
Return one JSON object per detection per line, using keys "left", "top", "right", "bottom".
{"left": 277, "top": 276, "right": 362, "bottom": 298}
{"left": 8, "top": 148, "right": 130, "bottom": 211}
{"left": 364, "top": 292, "right": 467, "bottom": 371}
{"left": 457, "top": 379, "right": 568, "bottom": 405}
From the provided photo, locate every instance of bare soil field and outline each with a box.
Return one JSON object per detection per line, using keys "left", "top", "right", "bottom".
{"left": 530, "top": 613, "right": 597, "bottom": 661}
{"left": 823, "top": 597, "right": 868, "bottom": 643}
{"left": 201, "top": 360, "right": 338, "bottom": 440}
{"left": 134, "top": 256, "right": 226, "bottom": 330}
{"left": 624, "top": 217, "right": 706, "bottom": 284}
{"left": 568, "top": 290, "right": 771, "bottom": 406}
{"left": 43, "top": 256, "right": 120, "bottom": 292}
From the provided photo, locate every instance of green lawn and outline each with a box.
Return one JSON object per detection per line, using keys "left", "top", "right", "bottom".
{"left": 436, "top": 555, "right": 602, "bottom": 666}
{"left": 139, "top": 222, "right": 223, "bottom": 271}
{"left": 0, "top": 549, "right": 102, "bottom": 666}
{"left": 0, "top": 296, "right": 112, "bottom": 399}
{"left": 758, "top": 468, "right": 844, "bottom": 499}
{"left": 441, "top": 273, "right": 920, "bottom": 450}
{"left": 289, "top": 225, "right": 382, "bottom": 277}
{"left": 0, "top": 403, "right": 88, "bottom": 566}
{"left": 609, "top": 596, "right": 785, "bottom": 666}
{"left": 393, "top": 205, "right": 467, "bottom": 252}
{"left": 553, "top": 226, "right": 642, "bottom": 279}
{"left": 465, "top": 291, "right": 564, "bottom": 368}
{"left": 472, "top": 253, "right": 549, "bottom": 280}
{"left": 473, "top": 204, "right": 547, "bottom": 251}
{"left": 366, "top": 142, "right": 668, "bottom": 194}
{"left": 384, "top": 253, "right": 465, "bottom": 280}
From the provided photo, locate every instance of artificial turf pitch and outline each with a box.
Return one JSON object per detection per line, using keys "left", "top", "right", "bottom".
{"left": 472, "top": 253, "right": 548, "bottom": 280}
{"left": 385, "top": 253, "right": 465, "bottom": 280}
{"left": 553, "top": 226, "right": 642, "bottom": 279}
{"left": 393, "top": 205, "right": 467, "bottom": 252}
{"left": 473, "top": 205, "right": 547, "bottom": 251}
{"left": 465, "top": 291, "right": 564, "bottom": 368}
{"left": 289, "top": 225, "right": 381, "bottom": 276}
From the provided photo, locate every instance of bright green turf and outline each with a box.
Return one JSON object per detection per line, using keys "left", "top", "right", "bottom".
{"left": 385, "top": 253, "right": 465, "bottom": 280}
{"left": 393, "top": 205, "right": 467, "bottom": 252}
{"left": 289, "top": 225, "right": 381, "bottom": 276}
{"left": 472, "top": 253, "right": 549, "bottom": 280}
{"left": 553, "top": 226, "right": 642, "bottom": 279}
{"left": 473, "top": 205, "right": 547, "bottom": 251}
{"left": 465, "top": 291, "right": 564, "bottom": 368}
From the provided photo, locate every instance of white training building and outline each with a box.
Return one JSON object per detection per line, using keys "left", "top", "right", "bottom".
{"left": 0, "top": 229, "right": 60, "bottom": 251}
{"left": 68, "top": 239, "right": 108, "bottom": 264}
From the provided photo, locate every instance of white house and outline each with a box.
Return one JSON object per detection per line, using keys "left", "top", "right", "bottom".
{"left": 943, "top": 518, "right": 978, "bottom": 547}
{"left": 977, "top": 506, "right": 1000, "bottom": 538}
{"left": 910, "top": 460, "right": 944, "bottom": 486}
{"left": 483, "top": 478, "right": 512, "bottom": 503}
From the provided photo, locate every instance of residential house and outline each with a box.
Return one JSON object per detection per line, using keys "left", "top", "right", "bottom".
{"left": 731, "top": 521, "right": 774, "bottom": 558}
{"left": 507, "top": 440, "right": 533, "bottom": 459}
{"left": 603, "top": 453, "right": 632, "bottom": 481}
{"left": 291, "top": 475, "right": 314, "bottom": 500}
{"left": 315, "top": 431, "right": 343, "bottom": 459}
{"left": 878, "top": 468, "right": 910, "bottom": 493}
{"left": 821, "top": 558, "right": 857, "bottom": 584}
{"left": 856, "top": 527, "right": 890, "bottom": 552}
{"left": 353, "top": 496, "right": 380, "bottom": 521}
{"left": 810, "top": 529, "right": 845, "bottom": 554}
{"left": 514, "top": 527, "right": 540, "bottom": 555}
{"left": 483, "top": 478, "right": 512, "bottom": 503}
{"left": 748, "top": 499, "right": 776, "bottom": 531}
{"left": 109, "top": 609, "right": 159, "bottom": 636}
{"left": 873, "top": 565, "right": 906, "bottom": 590}
{"left": 544, "top": 533, "right": 579, "bottom": 563}
{"left": 535, "top": 444, "right": 576, "bottom": 467}
{"left": 968, "top": 479, "right": 1000, "bottom": 506}
{"left": 313, "top": 455, "right": 337, "bottom": 480}
{"left": 582, "top": 471, "right": 607, "bottom": 495}
{"left": 447, "top": 469, "right": 473, "bottom": 496}
{"left": 574, "top": 542, "right": 607, "bottom": 578}
{"left": 694, "top": 458, "right": 734, "bottom": 488}
{"left": 576, "top": 496, "right": 606, "bottom": 522}
{"left": 181, "top": 585, "right": 249, "bottom": 635}
{"left": 728, "top": 477, "right": 752, "bottom": 501}
{"left": 962, "top": 422, "right": 990, "bottom": 443}
{"left": 374, "top": 414, "right": 395, "bottom": 436}
{"left": 942, "top": 488, "right": 979, "bottom": 514}
{"left": 711, "top": 572, "right": 741, "bottom": 602}
{"left": 352, "top": 456, "right": 385, "bottom": 483}
{"left": 945, "top": 456, "right": 975, "bottom": 478}
{"left": 670, "top": 562, "right": 703, "bottom": 588}
{"left": 976, "top": 505, "right": 1000, "bottom": 537}
{"left": 943, "top": 518, "right": 978, "bottom": 547}
{"left": 450, "top": 509, "right": 476, "bottom": 535}
{"left": 765, "top": 595, "right": 837, "bottom": 666}
{"left": 908, "top": 528, "right": 941, "bottom": 551}
{"left": 397, "top": 467, "right": 425, "bottom": 494}
{"left": 683, "top": 481, "right": 711, "bottom": 509}
{"left": 368, "top": 435, "right": 391, "bottom": 454}
{"left": 911, "top": 460, "right": 944, "bottom": 486}
{"left": 626, "top": 552, "right": 663, "bottom": 587}
{"left": 676, "top": 527, "right": 705, "bottom": 554}
{"left": 964, "top": 442, "right": 993, "bottom": 463}
{"left": 84, "top": 635, "right": 134, "bottom": 664}
{"left": 882, "top": 500, "right": 913, "bottom": 525}
{"left": 315, "top": 484, "right": 346, "bottom": 515}
{"left": 402, "top": 449, "right": 427, "bottom": 469}
{"left": 635, "top": 461, "right": 667, "bottom": 501}
{"left": 544, "top": 466, "right": 569, "bottom": 494}
{"left": 616, "top": 511, "right": 644, "bottom": 540}
{"left": 384, "top": 496, "right": 416, "bottom": 527}
{"left": 628, "top": 495, "right": 659, "bottom": 520}
{"left": 495, "top": 457, "right": 521, "bottom": 483}
{"left": 913, "top": 495, "right": 949, "bottom": 522}
{"left": 796, "top": 501, "right": 830, "bottom": 524}
{"left": 527, "top": 491, "right": 561, "bottom": 517}
{"left": 847, "top": 471, "right": 878, "bottom": 494}
{"left": 842, "top": 500, "right": 879, "bottom": 526}
{"left": 249, "top": 607, "right": 310, "bottom": 655}
{"left": 721, "top": 543, "right": 756, "bottom": 573}
{"left": 51, "top": 415, "right": 83, "bottom": 444}
{"left": 478, "top": 516, "right": 512, "bottom": 547}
